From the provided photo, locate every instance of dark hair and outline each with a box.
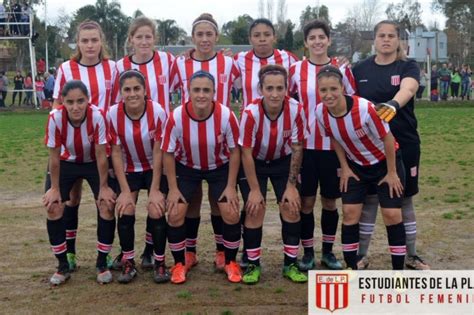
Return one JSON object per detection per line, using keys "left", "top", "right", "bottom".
{"left": 303, "top": 19, "right": 330, "bottom": 41}
{"left": 249, "top": 18, "right": 275, "bottom": 36}
{"left": 373, "top": 20, "right": 406, "bottom": 61}
{"left": 119, "top": 69, "right": 146, "bottom": 90}
{"left": 61, "top": 80, "right": 89, "bottom": 98}
{"left": 316, "top": 65, "right": 343, "bottom": 84}
{"left": 190, "top": 70, "right": 215, "bottom": 87}
{"left": 192, "top": 13, "right": 218, "bottom": 35}
{"left": 258, "top": 64, "right": 287, "bottom": 88}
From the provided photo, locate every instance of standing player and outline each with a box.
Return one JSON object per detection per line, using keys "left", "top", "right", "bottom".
{"left": 51, "top": 20, "right": 117, "bottom": 272}
{"left": 108, "top": 70, "right": 169, "bottom": 284}
{"left": 169, "top": 13, "right": 240, "bottom": 272}
{"left": 43, "top": 80, "right": 116, "bottom": 285}
{"left": 239, "top": 65, "right": 307, "bottom": 284}
{"left": 352, "top": 20, "right": 429, "bottom": 270}
{"left": 315, "top": 65, "right": 406, "bottom": 270}
{"left": 162, "top": 70, "right": 241, "bottom": 284}
{"left": 289, "top": 19, "right": 356, "bottom": 271}
{"left": 111, "top": 16, "right": 175, "bottom": 271}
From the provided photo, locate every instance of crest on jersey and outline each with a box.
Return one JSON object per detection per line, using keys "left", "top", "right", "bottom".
{"left": 355, "top": 128, "right": 367, "bottom": 138}
{"left": 105, "top": 80, "right": 112, "bottom": 89}
{"left": 88, "top": 134, "right": 94, "bottom": 143}
{"left": 282, "top": 129, "right": 292, "bottom": 138}
{"left": 149, "top": 129, "right": 156, "bottom": 140}
{"left": 315, "top": 273, "right": 349, "bottom": 313}
{"left": 158, "top": 75, "right": 167, "bottom": 85}
{"left": 391, "top": 75, "right": 400, "bottom": 86}
{"left": 219, "top": 74, "right": 228, "bottom": 83}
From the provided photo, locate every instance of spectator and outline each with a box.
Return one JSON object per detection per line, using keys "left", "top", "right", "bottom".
{"left": 0, "top": 71, "right": 8, "bottom": 107}
{"left": 37, "top": 58, "right": 46, "bottom": 75}
{"left": 35, "top": 75, "right": 45, "bottom": 106}
{"left": 44, "top": 69, "right": 55, "bottom": 102}
{"left": 460, "top": 64, "right": 472, "bottom": 100}
{"left": 0, "top": 3, "right": 6, "bottom": 36}
{"left": 11, "top": 1, "right": 21, "bottom": 35}
{"left": 12, "top": 70, "right": 23, "bottom": 106}
{"left": 430, "top": 65, "right": 439, "bottom": 101}
{"left": 23, "top": 72, "right": 33, "bottom": 105}
{"left": 450, "top": 67, "right": 461, "bottom": 100}
{"left": 416, "top": 68, "right": 428, "bottom": 99}
{"left": 438, "top": 63, "right": 451, "bottom": 101}
{"left": 20, "top": 2, "right": 31, "bottom": 35}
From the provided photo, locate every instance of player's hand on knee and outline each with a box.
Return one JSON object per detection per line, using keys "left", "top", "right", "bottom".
{"left": 116, "top": 191, "right": 135, "bottom": 218}
{"left": 378, "top": 172, "right": 403, "bottom": 198}
{"left": 166, "top": 188, "right": 186, "bottom": 216}
{"left": 246, "top": 189, "right": 265, "bottom": 217}
{"left": 282, "top": 185, "right": 301, "bottom": 215}
{"left": 43, "top": 188, "right": 61, "bottom": 210}
{"left": 147, "top": 189, "right": 166, "bottom": 218}
{"left": 98, "top": 185, "right": 116, "bottom": 210}
{"left": 218, "top": 185, "right": 239, "bottom": 214}
{"left": 339, "top": 167, "right": 359, "bottom": 193}
{"left": 375, "top": 100, "right": 400, "bottom": 123}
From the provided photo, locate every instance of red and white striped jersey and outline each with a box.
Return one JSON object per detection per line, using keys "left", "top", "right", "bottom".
{"left": 234, "top": 49, "right": 298, "bottom": 109}
{"left": 45, "top": 105, "right": 107, "bottom": 163}
{"left": 315, "top": 95, "right": 397, "bottom": 166}
{"left": 108, "top": 100, "right": 167, "bottom": 173}
{"left": 161, "top": 101, "right": 239, "bottom": 171}
{"left": 53, "top": 59, "right": 117, "bottom": 113}
{"left": 113, "top": 51, "right": 175, "bottom": 114}
{"left": 239, "top": 96, "right": 306, "bottom": 161}
{"left": 169, "top": 52, "right": 240, "bottom": 107}
{"left": 289, "top": 58, "right": 356, "bottom": 150}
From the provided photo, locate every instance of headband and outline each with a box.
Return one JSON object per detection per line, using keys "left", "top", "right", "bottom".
{"left": 192, "top": 20, "right": 218, "bottom": 32}
{"left": 190, "top": 70, "right": 215, "bottom": 86}
{"left": 119, "top": 69, "right": 146, "bottom": 81}
{"left": 79, "top": 22, "right": 100, "bottom": 30}
{"left": 317, "top": 66, "right": 343, "bottom": 79}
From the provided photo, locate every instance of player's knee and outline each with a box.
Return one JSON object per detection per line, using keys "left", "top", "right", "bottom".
{"left": 381, "top": 208, "right": 402, "bottom": 225}
{"left": 321, "top": 197, "right": 337, "bottom": 210}
{"left": 98, "top": 204, "right": 114, "bottom": 220}
{"left": 342, "top": 205, "right": 361, "bottom": 224}
{"left": 301, "top": 196, "right": 316, "bottom": 214}
{"left": 46, "top": 203, "right": 63, "bottom": 220}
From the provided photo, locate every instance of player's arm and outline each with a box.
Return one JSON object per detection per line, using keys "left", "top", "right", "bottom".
{"left": 281, "top": 141, "right": 303, "bottom": 215}
{"left": 376, "top": 77, "right": 418, "bottom": 123}
{"left": 241, "top": 146, "right": 265, "bottom": 216}
{"left": 111, "top": 144, "right": 134, "bottom": 217}
{"left": 378, "top": 132, "right": 403, "bottom": 198}
{"left": 95, "top": 143, "right": 115, "bottom": 209}
{"left": 43, "top": 147, "right": 61, "bottom": 209}
{"left": 147, "top": 140, "right": 166, "bottom": 218}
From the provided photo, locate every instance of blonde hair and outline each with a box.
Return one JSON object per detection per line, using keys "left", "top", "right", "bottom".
{"left": 374, "top": 20, "right": 406, "bottom": 61}
{"left": 127, "top": 16, "right": 157, "bottom": 49}
{"left": 71, "top": 20, "right": 110, "bottom": 61}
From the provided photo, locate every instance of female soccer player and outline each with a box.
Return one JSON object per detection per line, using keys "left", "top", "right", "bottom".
{"left": 162, "top": 70, "right": 241, "bottom": 284}
{"left": 51, "top": 20, "right": 117, "bottom": 271}
{"left": 315, "top": 65, "right": 406, "bottom": 270}
{"left": 239, "top": 65, "right": 307, "bottom": 284}
{"left": 352, "top": 20, "right": 429, "bottom": 270}
{"left": 108, "top": 70, "right": 169, "bottom": 284}
{"left": 169, "top": 13, "right": 240, "bottom": 272}
{"left": 288, "top": 19, "right": 356, "bottom": 271}
{"left": 112, "top": 16, "right": 175, "bottom": 271}
{"left": 43, "top": 80, "right": 115, "bottom": 285}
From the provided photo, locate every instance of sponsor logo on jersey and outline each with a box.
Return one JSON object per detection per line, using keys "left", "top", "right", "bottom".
{"left": 391, "top": 75, "right": 401, "bottom": 86}
{"left": 355, "top": 128, "right": 367, "bottom": 138}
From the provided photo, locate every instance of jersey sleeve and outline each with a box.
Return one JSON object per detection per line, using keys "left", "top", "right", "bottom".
{"left": 110, "top": 63, "right": 121, "bottom": 105}
{"left": 107, "top": 111, "right": 121, "bottom": 146}
{"left": 288, "top": 51, "right": 299, "bottom": 64}
{"left": 52, "top": 65, "right": 65, "bottom": 101}
{"left": 401, "top": 59, "right": 420, "bottom": 82}
{"left": 45, "top": 111, "right": 61, "bottom": 148}
{"left": 169, "top": 58, "right": 182, "bottom": 93}
{"left": 340, "top": 64, "right": 357, "bottom": 96}
{"left": 238, "top": 109, "right": 256, "bottom": 148}
{"left": 161, "top": 112, "right": 178, "bottom": 153}
{"left": 288, "top": 63, "right": 298, "bottom": 96}
{"left": 292, "top": 104, "right": 306, "bottom": 143}
{"left": 366, "top": 101, "right": 390, "bottom": 139}
{"left": 315, "top": 104, "right": 328, "bottom": 138}
{"left": 224, "top": 111, "right": 240, "bottom": 149}
{"left": 94, "top": 110, "right": 108, "bottom": 145}
{"left": 154, "top": 107, "right": 168, "bottom": 143}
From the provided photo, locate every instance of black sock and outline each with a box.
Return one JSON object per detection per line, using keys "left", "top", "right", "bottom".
{"left": 211, "top": 215, "right": 225, "bottom": 251}
{"left": 240, "top": 210, "right": 246, "bottom": 252}
{"left": 96, "top": 214, "right": 115, "bottom": 268}
{"left": 118, "top": 215, "right": 135, "bottom": 255}
{"left": 282, "top": 219, "right": 301, "bottom": 266}
{"left": 47, "top": 218, "right": 68, "bottom": 269}
{"left": 321, "top": 209, "right": 339, "bottom": 254}
{"left": 185, "top": 216, "right": 200, "bottom": 253}
{"left": 63, "top": 205, "right": 79, "bottom": 254}
{"left": 144, "top": 216, "right": 154, "bottom": 255}
{"left": 223, "top": 222, "right": 241, "bottom": 264}
{"left": 168, "top": 224, "right": 186, "bottom": 265}
{"left": 300, "top": 212, "right": 315, "bottom": 256}
{"left": 243, "top": 226, "right": 262, "bottom": 266}
{"left": 387, "top": 223, "right": 406, "bottom": 270}
{"left": 342, "top": 223, "right": 359, "bottom": 269}
{"left": 150, "top": 217, "right": 167, "bottom": 266}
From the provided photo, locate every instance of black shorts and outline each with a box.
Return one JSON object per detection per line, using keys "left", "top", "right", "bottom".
{"left": 112, "top": 170, "right": 168, "bottom": 195}
{"left": 342, "top": 153, "right": 406, "bottom": 208}
{"left": 399, "top": 143, "right": 420, "bottom": 197}
{"left": 44, "top": 161, "right": 101, "bottom": 202}
{"left": 239, "top": 155, "right": 293, "bottom": 204}
{"left": 176, "top": 163, "right": 229, "bottom": 203}
{"left": 300, "top": 149, "right": 341, "bottom": 199}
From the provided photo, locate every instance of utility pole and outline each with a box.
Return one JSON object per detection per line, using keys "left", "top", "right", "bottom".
{"left": 45, "top": 0, "right": 48, "bottom": 70}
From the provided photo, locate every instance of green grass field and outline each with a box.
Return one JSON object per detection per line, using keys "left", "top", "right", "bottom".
{"left": 0, "top": 102, "right": 473, "bottom": 313}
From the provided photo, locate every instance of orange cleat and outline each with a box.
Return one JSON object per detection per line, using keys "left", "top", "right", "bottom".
{"left": 224, "top": 261, "right": 242, "bottom": 283}
{"left": 170, "top": 263, "right": 187, "bottom": 284}
{"left": 214, "top": 251, "right": 225, "bottom": 271}
{"left": 185, "top": 252, "right": 198, "bottom": 270}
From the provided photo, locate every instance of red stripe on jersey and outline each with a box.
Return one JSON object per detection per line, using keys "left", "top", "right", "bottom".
{"left": 60, "top": 108, "right": 71, "bottom": 160}
{"left": 216, "top": 54, "right": 225, "bottom": 106}
{"left": 152, "top": 53, "right": 166, "bottom": 110}
{"left": 252, "top": 105, "right": 265, "bottom": 158}
{"left": 273, "top": 49, "right": 283, "bottom": 65}
{"left": 86, "top": 107, "right": 96, "bottom": 160}
{"left": 87, "top": 66, "right": 99, "bottom": 107}
{"left": 102, "top": 61, "right": 112, "bottom": 112}
{"left": 213, "top": 103, "right": 223, "bottom": 167}
{"left": 243, "top": 51, "right": 254, "bottom": 106}
{"left": 197, "top": 113, "right": 209, "bottom": 170}
{"left": 181, "top": 105, "right": 193, "bottom": 168}
{"left": 280, "top": 102, "right": 291, "bottom": 158}
{"left": 70, "top": 61, "right": 81, "bottom": 80}
{"left": 117, "top": 105, "right": 135, "bottom": 170}
{"left": 161, "top": 114, "right": 174, "bottom": 153}
{"left": 241, "top": 111, "right": 255, "bottom": 148}
{"left": 132, "top": 119, "right": 150, "bottom": 171}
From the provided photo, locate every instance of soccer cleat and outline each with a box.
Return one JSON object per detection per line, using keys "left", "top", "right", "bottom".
{"left": 283, "top": 263, "right": 308, "bottom": 283}
{"left": 185, "top": 252, "right": 198, "bottom": 270}
{"left": 405, "top": 255, "right": 430, "bottom": 270}
{"left": 111, "top": 252, "right": 123, "bottom": 271}
{"left": 96, "top": 267, "right": 113, "bottom": 284}
{"left": 106, "top": 254, "right": 114, "bottom": 269}
{"left": 297, "top": 253, "right": 315, "bottom": 271}
{"left": 170, "top": 263, "right": 187, "bottom": 284}
{"left": 239, "top": 251, "right": 249, "bottom": 269}
{"left": 224, "top": 261, "right": 242, "bottom": 283}
{"left": 214, "top": 251, "right": 225, "bottom": 271}
{"left": 153, "top": 264, "right": 171, "bottom": 284}
{"left": 50, "top": 266, "right": 71, "bottom": 286}
{"left": 67, "top": 253, "right": 77, "bottom": 272}
{"left": 242, "top": 264, "right": 261, "bottom": 285}
{"left": 357, "top": 255, "right": 370, "bottom": 270}
{"left": 117, "top": 259, "right": 137, "bottom": 284}
{"left": 321, "top": 253, "right": 343, "bottom": 270}
{"left": 140, "top": 252, "right": 154, "bottom": 270}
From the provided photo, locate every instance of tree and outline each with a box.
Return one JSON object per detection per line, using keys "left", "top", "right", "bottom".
{"left": 333, "top": 19, "right": 363, "bottom": 58}
{"left": 385, "top": 0, "right": 423, "bottom": 32}
{"left": 156, "top": 19, "right": 187, "bottom": 46}
{"left": 299, "top": 5, "right": 330, "bottom": 30}
{"left": 277, "top": 20, "right": 294, "bottom": 51}
{"left": 346, "top": 0, "right": 383, "bottom": 31}
{"left": 221, "top": 15, "right": 254, "bottom": 45}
